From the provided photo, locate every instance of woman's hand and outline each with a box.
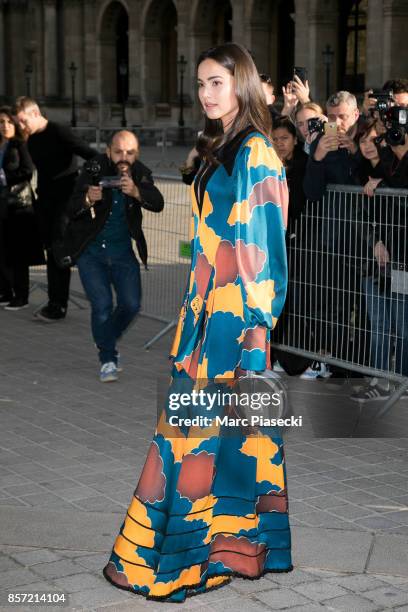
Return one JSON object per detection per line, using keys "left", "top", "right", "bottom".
{"left": 363, "top": 177, "right": 382, "bottom": 197}
{"left": 281, "top": 82, "right": 298, "bottom": 116}
{"left": 374, "top": 240, "right": 390, "bottom": 266}
{"left": 291, "top": 75, "right": 310, "bottom": 104}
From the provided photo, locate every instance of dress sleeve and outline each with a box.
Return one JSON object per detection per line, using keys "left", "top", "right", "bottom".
{"left": 230, "top": 135, "right": 288, "bottom": 371}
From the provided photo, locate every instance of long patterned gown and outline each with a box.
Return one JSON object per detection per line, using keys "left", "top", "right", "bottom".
{"left": 103, "top": 127, "right": 292, "bottom": 602}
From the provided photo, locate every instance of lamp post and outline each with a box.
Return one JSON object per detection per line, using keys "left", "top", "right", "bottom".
{"left": 24, "top": 64, "right": 33, "bottom": 97}
{"left": 322, "top": 44, "right": 335, "bottom": 100}
{"left": 69, "top": 61, "right": 77, "bottom": 127}
{"left": 177, "top": 54, "right": 187, "bottom": 144}
{"left": 119, "top": 60, "right": 128, "bottom": 127}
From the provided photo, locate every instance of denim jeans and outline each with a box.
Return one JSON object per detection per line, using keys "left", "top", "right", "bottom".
{"left": 363, "top": 276, "right": 408, "bottom": 376}
{"left": 77, "top": 247, "right": 141, "bottom": 364}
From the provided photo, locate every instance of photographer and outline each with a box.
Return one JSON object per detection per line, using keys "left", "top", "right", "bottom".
{"left": 64, "top": 130, "right": 164, "bottom": 382}
{"left": 303, "top": 91, "right": 361, "bottom": 200}
{"left": 294, "top": 102, "right": 326, "bottom": 155}
{"left": 362, "top": 78, "right": 408, "bottom": 119}
{"left": 351, "top": 115, "right": 408, "bottom": 401}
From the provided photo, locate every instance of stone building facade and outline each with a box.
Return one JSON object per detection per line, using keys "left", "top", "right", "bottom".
{"left": 0, "top": 0, "right": 407, "bottom": 127}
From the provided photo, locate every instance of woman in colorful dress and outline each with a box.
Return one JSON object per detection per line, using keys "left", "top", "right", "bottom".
{"left": 103, "top": 42, "right": 292, "bottom": 603}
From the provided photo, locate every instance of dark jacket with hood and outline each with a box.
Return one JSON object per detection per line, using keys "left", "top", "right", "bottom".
{"left": 55, "top": 153, "right": 164, "bottom": 268}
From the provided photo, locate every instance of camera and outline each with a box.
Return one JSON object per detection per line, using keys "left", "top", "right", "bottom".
{"left": 369, "top": 89, "right": 394, "bottom": 116}
{"left": 83, "top": 160, "right": 122, "bottom": 189}
{"left": 384, "top": 106, "right": 407, "bottom": 146}
{"left": 307, "top": 117, "right": 325, "bottom": 135}
{"left": 99, "top": 176, "right": 122, "bottom": 189}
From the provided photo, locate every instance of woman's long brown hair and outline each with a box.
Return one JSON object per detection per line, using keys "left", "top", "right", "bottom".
{"left": 196, "top": 43, "right": 272, "bottom": 163}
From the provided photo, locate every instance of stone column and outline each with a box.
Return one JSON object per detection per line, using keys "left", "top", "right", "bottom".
{"left": 307, "top": 0, "right": 338, "bottom": 105}
{"left": 0, "top": 5, "right": 6, "bottom": 98}
{"left": 83, "top": 0, "right": 97, "bottom": 103}
{"left": 176, "top": 0, "right": 193, "bottom": 108}
{"left": 127, "top": 0, "right": 143, "bottom": 108}
{"left": 62, "top": 0, "right": 84, "bottom": 101}
{"left": 43, "top": 0, "right": 58, "bottom": 99}
{"left": 294, "top": 0, "right": 309, "bottom": 71}
{"left": 232, "top": 0, "right": 245, "bottom": 43}
{"left": 382, "top": 0, "right": 408, "bottom": 82}
{"left": 365, "top": 0, "right": 384, "bottom": 87}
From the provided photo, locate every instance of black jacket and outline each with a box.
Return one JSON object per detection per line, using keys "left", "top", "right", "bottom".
{"left": 285, "top": 145, "right": 308, "bottom": 222}
{"left": 1, "top": 139, "right": 33, "bottom": 186}
{"left": 0, "top": 139, "right": 34, "bottom": 218}
{"left": 303, "top": 134, "right": 361, "bottom": 201}
{"left": 56, "top": 154, "right": 164, "bottom": 268}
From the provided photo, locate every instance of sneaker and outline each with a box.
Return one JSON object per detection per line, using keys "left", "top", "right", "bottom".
{"left": 34, "top": 304, "right": 66, "bottom": 322}
{"left": 116, "top": 353, "right": 123, "bottom": 373}
{"left": 4, "top": 298, "right": 29, "bottom": 311}
{"left": 300, "top": 361, "right": 332, "bottom": 380}
{"left": 100, "top": 361, "right": 118, "bottom": 383}
{"left": 350, "top": 383, "right": 390, "bottom": 403}
{"left": 0, "top": 293, "right": 13, "bottom": 306}
{"left": 273, "top": 360, "right": 285, "bottom": 373}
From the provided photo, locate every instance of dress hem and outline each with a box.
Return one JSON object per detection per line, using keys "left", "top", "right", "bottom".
{"left": 102, "top": 563, "right": 294, "bottom": 603}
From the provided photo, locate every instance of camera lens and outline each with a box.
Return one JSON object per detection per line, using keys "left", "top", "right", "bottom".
{"left": 385, "top": 127, "right": 405, "bottom": 146}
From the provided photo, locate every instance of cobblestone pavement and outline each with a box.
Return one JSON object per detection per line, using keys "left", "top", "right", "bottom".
{"left": 0, "top": 274, "right": 408, "bottom": 611}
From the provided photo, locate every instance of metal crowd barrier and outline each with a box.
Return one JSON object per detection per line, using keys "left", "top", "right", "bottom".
{"left": 139, "top": 175, "right": 191, "bottom": 347}
{"left": 140, "top": 180, "right": 408, "bottom": 414}
{"left": 27, "top": 177, "right": 408, "bottom": 416}
{"left": 273, "top": 184, "right": 408, "bottom": 415}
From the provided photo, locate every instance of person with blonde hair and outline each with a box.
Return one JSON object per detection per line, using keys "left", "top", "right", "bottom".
{"left": 295, "top": 102, "right": 326, "bottom": 154}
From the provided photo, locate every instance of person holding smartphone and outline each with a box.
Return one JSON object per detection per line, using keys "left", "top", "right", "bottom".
{"left": 304, "top": 91, "right": 360, "bottom": 200}
{"left": 281, "top": 67, "right": 311, "bottom": 119}
{"left": 303, "top": 91, "right": 364, "bottom": 376}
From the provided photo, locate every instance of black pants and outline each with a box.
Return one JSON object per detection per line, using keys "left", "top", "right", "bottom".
{"left": 37, "top": 193, "right": 73, "bottom": 310}
{"left": 46, "top": 248, "right": 70, "bottom": 309}
{"left": 11, "top": 261, "right": 29, "bottom": 302}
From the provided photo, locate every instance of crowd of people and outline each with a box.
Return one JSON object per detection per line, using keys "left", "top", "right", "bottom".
{"left": 1, "top": 40, "right": 407, "bottom": 603}
{"left": 0, "top": 98, "right": 163, "bottom": 382}
{"left": 180, "top": 75, "right": 408, "bottom": 400}
{"left": 0, "top": 71, "right": 407, "bottom": 395}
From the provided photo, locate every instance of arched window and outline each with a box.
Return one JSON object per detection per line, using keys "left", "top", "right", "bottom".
{"left": 339, "top": 0, "right": 367, "bottom": 92}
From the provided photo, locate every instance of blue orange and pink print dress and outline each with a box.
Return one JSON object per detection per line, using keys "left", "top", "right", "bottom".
{"left": 103, "top": 128, "right": 292, "bottom": 602}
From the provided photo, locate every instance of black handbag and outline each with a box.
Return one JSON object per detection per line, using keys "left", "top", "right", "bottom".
{"left": 7, "top": 181, "right": 34, "bottom": 213}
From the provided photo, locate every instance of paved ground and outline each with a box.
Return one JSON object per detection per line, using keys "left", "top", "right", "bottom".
{"left": 1, "top": 266, "right": 408, "bottom": 611}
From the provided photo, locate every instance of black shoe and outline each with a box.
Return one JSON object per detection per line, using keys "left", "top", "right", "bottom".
{"left": 0, "top": 293, "right": 13, "bottom": 306}
{"left": 34, "top": 304, "right": 67, "bottom": 322}
{"left": 4, "top": 298, "right": 29, "bottom": 311}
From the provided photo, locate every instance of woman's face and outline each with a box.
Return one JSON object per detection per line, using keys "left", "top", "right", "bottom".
{"left": 359, "top": 128, "right": 379, "bottom": 160}
{"left": 273, "top": 127, "right": 296, "bottom": 161}
{"left": 197, "top": 58, "right": 239, "bottom": 130}
{"left": 0, "top": 113, "right": 16, "bottom": 141}
{"left": 295, "top": 109, "right": 320, "bottom": 141}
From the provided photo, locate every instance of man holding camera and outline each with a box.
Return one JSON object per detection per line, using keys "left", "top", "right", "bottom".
{"left": 64, "top": 130, "right": 164, "bottom": 382}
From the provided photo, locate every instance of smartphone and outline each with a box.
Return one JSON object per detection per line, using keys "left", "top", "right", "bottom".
{"left": 293, "top": 66, "right": 307, "bottom": 84}
{"left": 324, "top": 122, "right": 338, "bottom": 150}
{"left": 324, "top": 121, "right": 337, "bottom": 136}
